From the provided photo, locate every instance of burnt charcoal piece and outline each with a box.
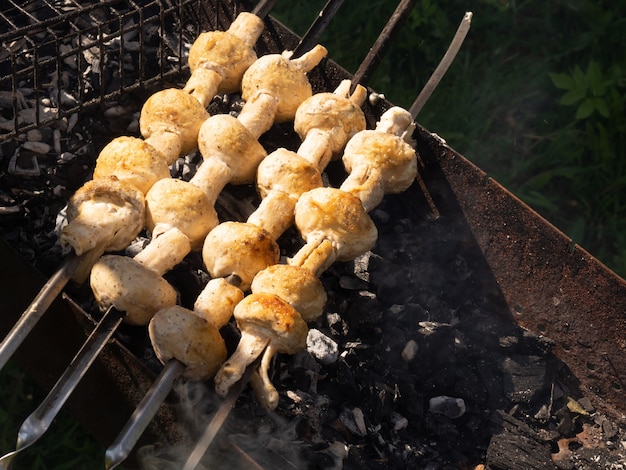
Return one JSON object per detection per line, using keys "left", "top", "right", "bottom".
{"left": 486, "top": 410, "right": 555, "bottom": 469}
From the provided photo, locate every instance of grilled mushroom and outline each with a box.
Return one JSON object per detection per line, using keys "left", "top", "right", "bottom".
{"left": 291, "top": 187, "right": 378, "bottom": 276}
{"left": 90, "top": 227, "right": 190, "bottom": 325}
{"left": 60, "top": 177, "right": 145, "bottom": 282}
{"left": 251, "top": 264, "right": 327, "bottom": 322}
{"left": 202, "top": 222, "right": 280, "bottom": 292}
{"left": 294, "top": 79, "right": 367, "bottom": 169}
{"left": 340, "top": 106, "right": 418, "bottom": 211}
{"left": 149, "top": 305, "right": 227, "bottom": 381}
{"left": 93, "top": 136, "right": 170, "bottom": 195}
{"left": 214, "top": 293, "right": 308, "bottom": 410}
{"left": 144, "top": 178, "right": 218, "bottom": 251}
{"left": 184, "top": 12, "right": 265, "bottom": 106}
{"left": 139, "top": 88, "right": 210, "bottom": 164}
{"left": 240, "top": 44, "right": 328, "bottom": 126}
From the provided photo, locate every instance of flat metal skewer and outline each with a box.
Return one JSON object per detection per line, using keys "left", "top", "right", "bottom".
{"left": 0, "top": 252, "right": 84, "bottom": 371}
{"left": 251, "top": 0, "right": 279, "bottom": 19}
{"left": 350, "top": 0, "right": 417, "bottom": 92}
{"left": 409, "top": 11, "right": 473, "bottom": 119}
{"left": 0, "top": 306, "right": 123, "bottom": 468}
{"left": 291, "top": 0, "right": 346, "bottom": 58}
{"left": 105, "top": 359, "right": 187, "bottom": 470}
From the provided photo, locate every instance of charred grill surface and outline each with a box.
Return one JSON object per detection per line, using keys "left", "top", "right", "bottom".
{"left": 1, "top": 1, "right": 625, "bottom": 468}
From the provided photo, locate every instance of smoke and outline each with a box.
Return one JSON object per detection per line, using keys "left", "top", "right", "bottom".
{"left": 135, "top": 379, "right": 309, "bottom": 470}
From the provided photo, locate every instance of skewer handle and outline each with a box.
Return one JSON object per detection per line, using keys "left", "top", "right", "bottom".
{"left": 104, "top": 359, "right": 185, "bottom": 469}
{"left": 3, "top": 306, "right": 124, "bottom": 459}
{"left": 0, "top": 253, "right": 83, "bottom": 370}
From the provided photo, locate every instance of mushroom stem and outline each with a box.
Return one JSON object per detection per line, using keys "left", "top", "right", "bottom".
{"left": 133, "top": 227, "right": 191, "bottom": 277}
{"left": 249, "top": 344, "right": 279, "bottom": 410}
{"left": 189, "top": 157, "right": 232, "bottom": 204}
{"left": 214, "top": 331, "right": 269, "bottom": 398}
{"left": 182, "top": 68, "right": 222, "bottom": 108}
{"left": 290, "top": 237, "right": 337, "bottom": 278}
{"left": 237, "top": 92, "right": 279, "bottom": 140}
{"left": 144, "top": 130, "right": 183, "bottom": 166}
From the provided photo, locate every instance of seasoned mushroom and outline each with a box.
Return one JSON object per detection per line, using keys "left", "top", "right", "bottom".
{"left": 202, "top": 222, "right": 280, "bottom": 292}
{"left": 195, "top": 114, "right": 268, "bottom": 204}
{"left": 240, "top": 45, "right": 327, "bottom": 126}
{"left": 340, "top": 106, "right": 418, "bottom": 211}
{"left": 185, "top": 12, "right": 264, "bottom": 105}
{"left": 144, "top": 178, "right": 218, "bottom": 251}
{"left": 60, "top": 177, "right": 145, "bottom": 282}
{"left": 90, "top": 227, "right": 190, "bottom": 325}
{"left": 93, "top": 136, "right": 170, "bottom": 195}
{"left": 251, "top": 264, "right": 327, "bottom": 322}
{"left": 294, "top": 79, "right": 367, "bottom": 169}
{"left": 291, "top": 187, "right": 378, "bottom": 276}
{"left": 149, "top": 305, "right": 227, "bottom": 381}
{"left": 214, "top": 293, "right": 308, "bottom": 410}
{"left": 139, "top": 88, "right": 210, "bottom": 164}
{"left": 247, "top": 148, "right": 322, "bottom": 239}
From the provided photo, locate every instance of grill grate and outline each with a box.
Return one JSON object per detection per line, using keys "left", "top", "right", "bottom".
{"left": 0, "top": 0, "right": 228, "bottom": 141}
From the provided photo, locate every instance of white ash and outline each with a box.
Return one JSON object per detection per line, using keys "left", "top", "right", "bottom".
{"left": 390, "top": 411, "right": 409, "bottom": 432}
{"left": 428, "top": 396, "right": 466, "bottom": 419}
{"left": 307, "top": 328, "right": 339, "bottom": 365}
{"left": 401, "top": 339, "right": 418, "bottom": 362}
{"left": 340, "top": 406, "right": 368, "bottom": 437}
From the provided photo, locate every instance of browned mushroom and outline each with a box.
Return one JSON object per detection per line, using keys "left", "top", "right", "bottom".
{"left": 60, "top": 176, "right": 145, "bottom": 282}
{"left": 90, "top": 227, "right": 190, "bottom": 325}
{"left": 214, "top": 293, "right": 308, "bottom": 410}
{"left": 92, "top": 136, "right": 170, "bottom": 195}
{"left": 184, "top": 12, "right": 265, "bottom": 106}
{"left": 340, "top": 106, "right": 418, "bottom": 211}
{"left": 149, "top": 305, "right": 227, "bottom": 381}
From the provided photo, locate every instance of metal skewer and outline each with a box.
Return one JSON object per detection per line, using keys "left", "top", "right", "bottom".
{"left": 350, "top": 0, "right": 417, "bottom": 92}
{"left": 291, "top": 0, "right": 346, "bottom": 58}
{"left": 0, "top": 306, "right": 123, "bottom": 469}
{"left": 409, "top": 11, "right": 473, "bottom": 119}
{"left": 105, "top": 359, "right": 187, "bottom": 470}
{"left": 0, "top": 252, "right": 84, "bottom": 371}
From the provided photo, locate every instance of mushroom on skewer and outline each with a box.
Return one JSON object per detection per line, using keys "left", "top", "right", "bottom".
{"left": 215, "top": 106, "right": 419, "bottom": 410}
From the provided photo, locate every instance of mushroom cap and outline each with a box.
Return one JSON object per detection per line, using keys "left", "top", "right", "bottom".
{"left": 188, "top": 30, "right": 257, "bottom": 94}
{"left": 197, "top": 114, "right": 267, "bottom": 184}
{"left": 149, "top": 305, "right": 227, "bottom": 381}
{"left": 241, "top": 54, "right": 313, "bottom": 123}
{"left": 342, "top": 130, "right": 417, "bottom": 194}
{"left": 294, "top": 92, "right": 366, "bottom": 155}
{"left": 93, "top": 136, "right": 170, "bottom": 195}
{"left": 295, "top": 187, "right": 378, "bottom": 261}
{"left": 251, "top": 265, "right": 327, "bottom": 322}
{"left": 234, "top": 293, "right": 308, "bottom": 355}
{"left": 202, "top": 222, "right": 280, "bottom": 291}
{"left": 90, "top": 255, "right": 177, "bottom": 326}
{"left": 61, "top": 176, "right": 145, "bottom": 255}
{"left": 256, "top": 148, "right": 322, "bottom": 200}
{"left": 140, "top": 88, "right": 210, "bottom": 157}
{"left": 194, "top": 278, "right": 244, "bottom": 329}
{"left": 145, "top": 178, "right": 218, "bottom": 250}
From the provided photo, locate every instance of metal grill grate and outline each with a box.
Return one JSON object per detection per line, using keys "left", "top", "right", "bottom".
{"left": 0, "top": 0, "right": 227, "bottom": 141}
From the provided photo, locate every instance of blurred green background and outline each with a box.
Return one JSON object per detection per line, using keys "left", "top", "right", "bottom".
{"left": 1, "top": 1, "right": 625, "bottom": 468}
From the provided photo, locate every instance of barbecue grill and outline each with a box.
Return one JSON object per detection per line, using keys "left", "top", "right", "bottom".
{"left": 1, "top": 1, "right": 625, "bottom": 468}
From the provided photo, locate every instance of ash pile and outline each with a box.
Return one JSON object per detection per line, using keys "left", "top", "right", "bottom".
{"left": 1, "top": 2, "right": 625, "bottom": 470}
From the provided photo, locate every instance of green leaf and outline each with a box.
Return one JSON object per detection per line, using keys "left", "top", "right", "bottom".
{"left": 572, "top": 65, "right": 588, "bottom": 92}
{"left": 576, "top": 98, "right": 595, "bottom": 119}
{"left": 593, "top": 97, "right": 610, "bottom": 118}
{"left": 560, "top": 89, "right": 586, "bottom": 106}
{"left": 549, "top": 72, "right": 575, "bottom": 90}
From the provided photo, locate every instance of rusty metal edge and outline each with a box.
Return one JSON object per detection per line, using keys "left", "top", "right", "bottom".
{"left": 416, "top": 128, "right": 626, "bottom": 423}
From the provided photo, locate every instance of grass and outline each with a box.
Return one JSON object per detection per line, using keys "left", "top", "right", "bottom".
{"left": 1, "top": 0, "right": 625, "bottom": 468}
